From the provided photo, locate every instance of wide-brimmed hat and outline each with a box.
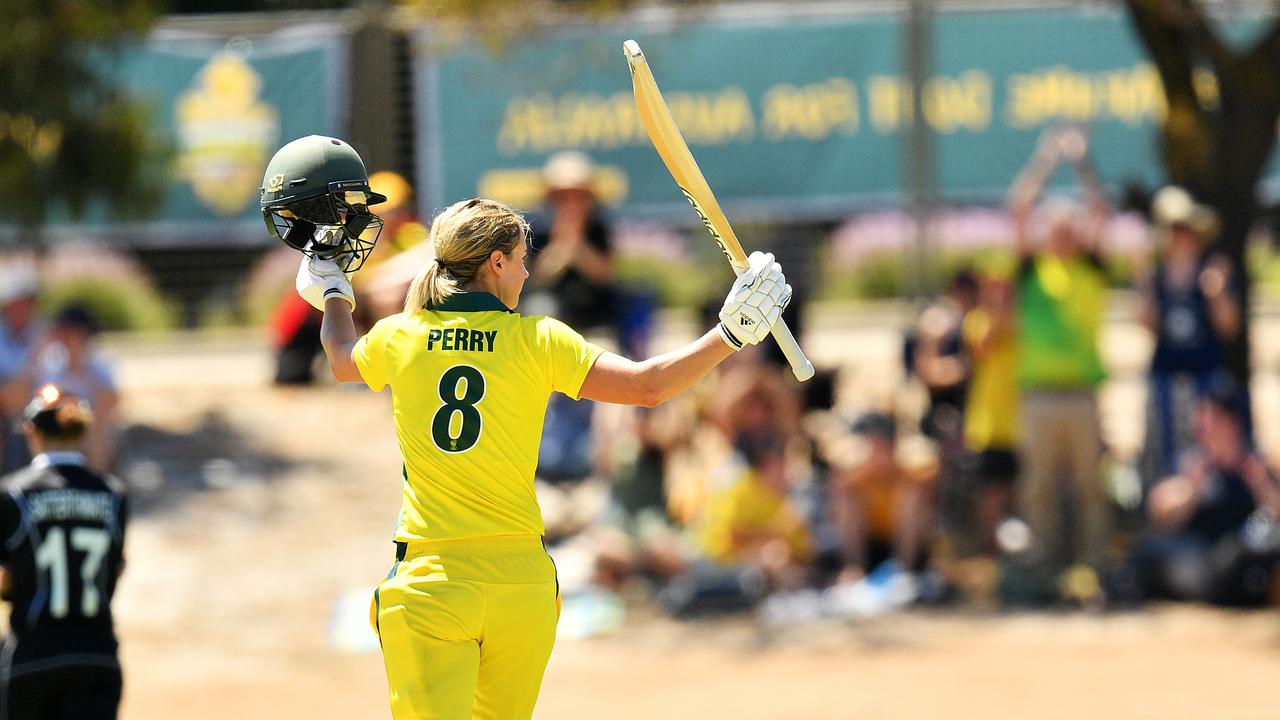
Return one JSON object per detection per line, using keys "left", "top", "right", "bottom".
{"left": 542, "top": 151, "right": 597, "bottom": 195}
{"left": 1152, "top": 185, "right": 1219, "bottom": 240}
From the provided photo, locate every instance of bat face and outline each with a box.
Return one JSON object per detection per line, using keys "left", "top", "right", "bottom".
{"left": 624, "top": 38, "right": 815, "bottom": 381}
{"left": 680, "top": 188, "right": 738, "bottom": 267}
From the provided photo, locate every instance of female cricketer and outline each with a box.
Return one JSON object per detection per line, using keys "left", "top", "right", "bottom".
{"left": 0, "top": 385, "right": 128, "bottom": 720}
{"left": 262, "top": 136, "right": 791, "bottom": 720}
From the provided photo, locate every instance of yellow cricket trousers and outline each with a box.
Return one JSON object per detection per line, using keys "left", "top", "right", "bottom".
{"left": 371, "top": 534, "right": 560, "bottom": 720}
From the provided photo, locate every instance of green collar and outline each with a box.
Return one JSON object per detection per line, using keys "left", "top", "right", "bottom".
{"left": 429, "top": 292, "right": 513, "bottom": 313}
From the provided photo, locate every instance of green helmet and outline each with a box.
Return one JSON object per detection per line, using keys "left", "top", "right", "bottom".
{"left": 260, "top": 135, "right": 388, "bottom": 272}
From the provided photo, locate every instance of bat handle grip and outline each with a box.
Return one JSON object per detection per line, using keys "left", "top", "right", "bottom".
{"left": 770, "top": 318, "right": 816, "bottom": 382}
{"left": 729, "top": 261, "right": 815, "bottom": 382}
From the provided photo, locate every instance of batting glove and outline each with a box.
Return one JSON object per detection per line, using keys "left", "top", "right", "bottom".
{"left": 296, "top": 256, "right": 355, "bottom": 312}
{"left": 717, "top": 251, "right": 792, "bottom": 350}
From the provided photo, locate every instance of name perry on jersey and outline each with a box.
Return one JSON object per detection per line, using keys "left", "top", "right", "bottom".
{"left": 427, "top": 327, "right": 497, "bottom": 353}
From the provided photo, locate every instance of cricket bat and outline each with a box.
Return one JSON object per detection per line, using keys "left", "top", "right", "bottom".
{"left": 623, "top": 39, "right": 815, "bottom": 382}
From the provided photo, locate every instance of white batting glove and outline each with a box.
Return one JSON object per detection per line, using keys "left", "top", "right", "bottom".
{"left": 296, "top": 256, "right": 355, "bottom": 312}
{"left": 717, "top": 251, "right": 792, "bottom": 350}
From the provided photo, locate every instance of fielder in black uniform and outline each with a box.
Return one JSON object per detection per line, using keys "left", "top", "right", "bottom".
{"left": 0, "top": 385, "right": 127, "bottom": 720}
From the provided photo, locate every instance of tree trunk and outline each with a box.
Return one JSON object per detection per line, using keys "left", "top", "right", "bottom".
{"left": 1124, "top": 0, "right": 1280, "bottom": 429}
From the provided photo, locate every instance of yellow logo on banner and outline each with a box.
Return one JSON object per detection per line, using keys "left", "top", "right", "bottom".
{"left": 176, "top": 50, "right": 279, "bottom": 216}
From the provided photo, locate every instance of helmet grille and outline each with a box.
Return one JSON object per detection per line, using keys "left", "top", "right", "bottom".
{"left": 286, "top": 194, "right": 341, "bottom": 225}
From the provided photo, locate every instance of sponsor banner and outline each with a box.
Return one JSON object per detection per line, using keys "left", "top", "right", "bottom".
{"left": 413, "top": 7, "right": 1272, "bottom": 221}
{"left": 45, "top": 26, "right": 347, "bottom": 246}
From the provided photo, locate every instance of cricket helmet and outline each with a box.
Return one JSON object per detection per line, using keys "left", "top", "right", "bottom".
{"left": 260, "top": 136, "right": 387, "bottom": 272}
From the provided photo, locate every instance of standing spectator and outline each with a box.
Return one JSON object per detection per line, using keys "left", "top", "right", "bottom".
{"left": 911, "top": 270, "right": 977, "bottom": 553}
{"left": 962, "top": 268, "right": 1021, "bottom": 555}
{"left": 913, "top": 270, "right": 978, "bottom": 441}
{"left": 1132, "top": 378, "right": 1280, "bottom": 606}
{"left": 527, "top": 153, "right": 618, "bottom": 498}
{"left": 527, "top": 151, "right": 617, "bottom": 340}
{"left": 1007, "top": 127, "right": 1112, "bottom": 590}
{"left": 1137, "top": 186, "right": 1240, "bottom": 488}
{"left": 6, "top": 307, "right": 120, "bottom": 472}
{"left": 0, "top": 267, "right": 41, "bottom": 473}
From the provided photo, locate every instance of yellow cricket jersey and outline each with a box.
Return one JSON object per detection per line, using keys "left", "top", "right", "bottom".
{"left": 353, "top": 291, "right": 604, "bottom": 542}
{"left": 962, "top": 308, "right": 1020, "bottom": 450}
{"left": 697, "top": 468, "right": 813, "bottom": 565}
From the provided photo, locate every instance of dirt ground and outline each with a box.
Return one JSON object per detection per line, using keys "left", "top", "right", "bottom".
{"left": 103, "top": 312, "right": 1280, "bottom": 720}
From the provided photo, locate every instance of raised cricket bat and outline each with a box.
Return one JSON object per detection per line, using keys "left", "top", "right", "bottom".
{"left": 623, "top": 39, "right": 815, "bottom": 382}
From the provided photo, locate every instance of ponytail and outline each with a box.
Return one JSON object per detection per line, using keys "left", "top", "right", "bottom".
{"left": 404, "top": 259, "right": 459, "bottom": 313}
{"left": 404, "top": 198, "right": 530, "bottom": 312}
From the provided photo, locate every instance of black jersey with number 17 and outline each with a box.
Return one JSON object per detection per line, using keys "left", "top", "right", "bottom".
{"left": 0, "top": 457, "right": 128, "bottom": 673}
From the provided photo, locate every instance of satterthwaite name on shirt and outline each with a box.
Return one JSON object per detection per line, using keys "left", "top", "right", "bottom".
{"left": 27, "top": 490, "right": 115, "bottom": 524}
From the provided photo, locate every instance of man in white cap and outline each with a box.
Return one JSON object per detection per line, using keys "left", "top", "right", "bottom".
{"left": 527, "top": 151, "right": 617, "bottom": 338}
{"left": 1137, "top": 186, "right": 1239, "bottom": 488}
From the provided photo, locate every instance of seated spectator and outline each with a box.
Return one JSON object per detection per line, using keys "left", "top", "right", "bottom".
{"left": 695, "top": 433, "right": 813, "bottom": 583}
{"left": 1131, "top": 378, "right": 1280, "bottom": 606}
{"left": 658, "top": 433, "right": 812, "bottom": 617}
{"left": 828, "top": 413, "right": 937, "bottom": 585}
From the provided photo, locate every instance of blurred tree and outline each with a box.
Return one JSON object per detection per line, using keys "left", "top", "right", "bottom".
{"left": 401, "top": 0, "right": 712, "bottom": 50}
{"left": 0, "top": 0, "right": 160, "bottom": 242}
{"left": 1124, "top": 0, "right": 1280, "bottom": 405}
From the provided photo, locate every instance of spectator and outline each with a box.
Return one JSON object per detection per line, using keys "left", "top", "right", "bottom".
{"left": 913, "top": 270, "right": 977, "bottom": 442}
{"left": 695, "top": 433, "right": 813, "bottom": 582}
{"left": 527, "top": 153, "right": 619, "bottom": 504}
{"left": 827, "top": 413, "right": 936, "bottom": 588}
{"left": 1137, "top": 186, "right": 1240, "bottom": 488}
{"left": 962, "top": 268, "right": 1021, "bottom": 555}
{"left": 911, "top": 269, "right": 977, "bottom": 552}
{"left": 0, "top": 266, "right": 41, "bottom": 473}
{"left": 527, "top": 151, "right": 617, "bottom": 339}
{"left": 1131, "top": 377, "right": 1280, "bottom": 606}
{"left": 6, "top": 307, "right": 120, "bottom": 472}
{"left": 1007, "top": 127, "right": 1112, "bottom": 590}
{"left": 660, "top": 433, "right": 813, "bottom": 617}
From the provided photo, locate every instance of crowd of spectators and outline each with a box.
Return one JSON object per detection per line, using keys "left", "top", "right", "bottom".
{"left": 526, "top": 133, "right": 1280, "bottom": 628}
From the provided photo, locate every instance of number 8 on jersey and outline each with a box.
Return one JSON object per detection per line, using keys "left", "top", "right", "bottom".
{"left": 432, "top": 365, "right": 486, "bottom": 453}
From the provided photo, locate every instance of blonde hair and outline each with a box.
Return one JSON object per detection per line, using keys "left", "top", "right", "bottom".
{"left": 404, "top": 198, "right": 531, "bottom": 312}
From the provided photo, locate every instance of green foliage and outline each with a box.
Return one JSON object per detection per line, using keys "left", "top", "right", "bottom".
{"left": 819, "top": 246, "right": 1142, "bottom": 302}
{"left": 403, "top": 0, "right": 714, "bottom": 52}
{"left": 41, "top": 276, "right": 176, "bottom": 332}
{"left": 0, "top": 0, "right": 160, "bottom": 231}
{"left": 615, "top": 253, "right": 715, "bottom": 308}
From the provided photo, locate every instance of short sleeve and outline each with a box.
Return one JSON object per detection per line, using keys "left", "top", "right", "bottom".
{"left": 535, "top": 317, "right": 605, "bottom": 399}
{"left": 353, "top": 317, "right": 396, "bottom": 391}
